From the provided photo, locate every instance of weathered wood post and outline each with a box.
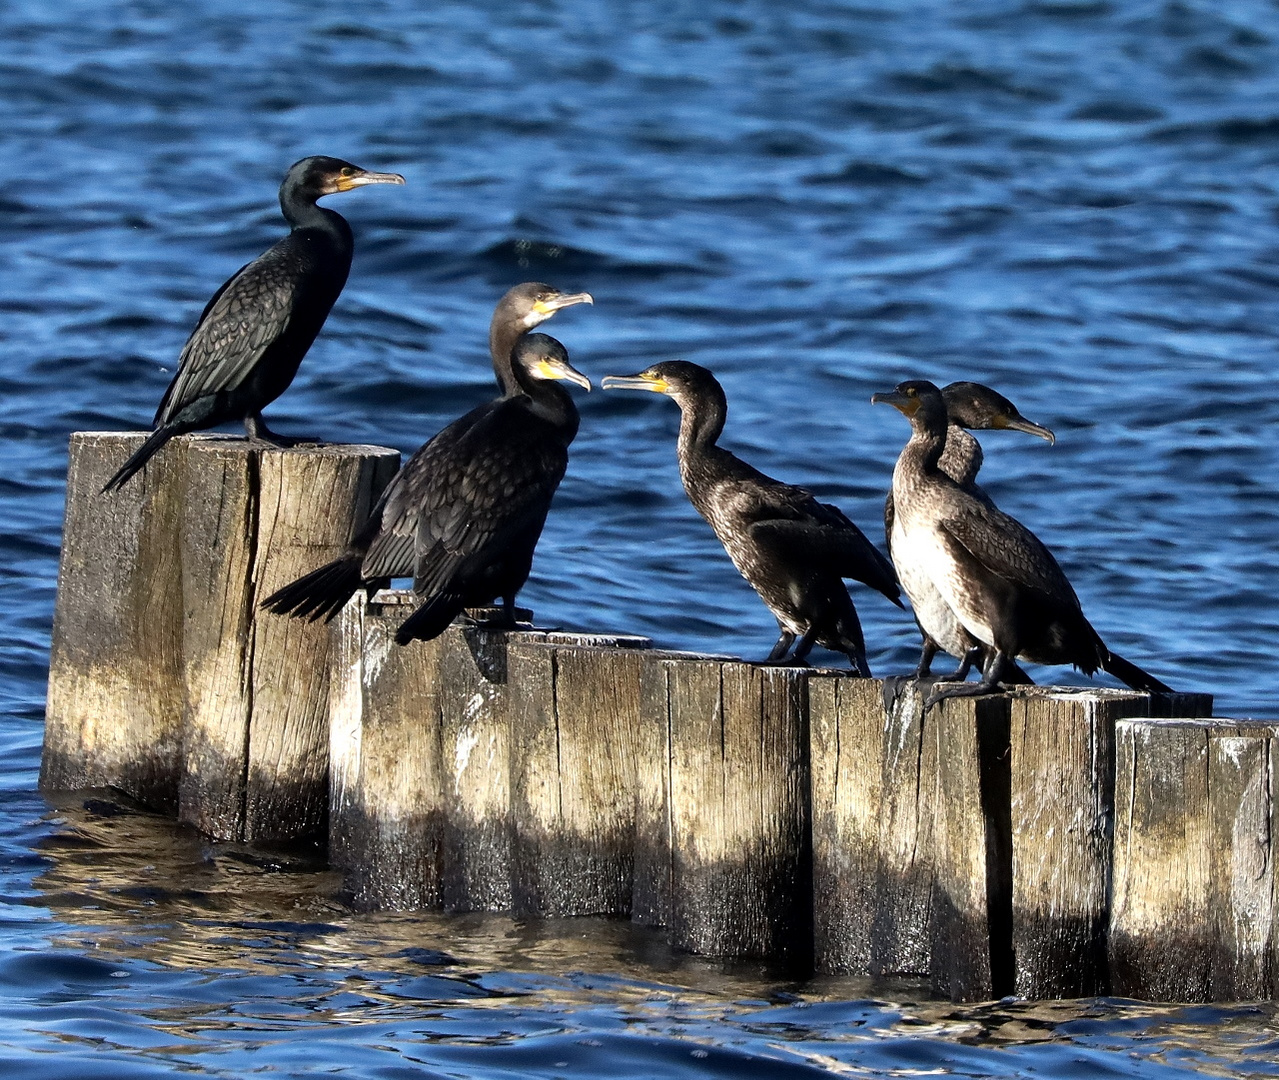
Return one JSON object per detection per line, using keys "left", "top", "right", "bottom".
{"left": 43, "top": 432, "right": 399, "bottom": 848}
{"left": 328, "top": 589, "right": 650, "bottom": 914}
{"left": 1007, "top": 687, "right": 1213, "bottom": 1000}
{"left": 634, "top": 655, "right": 811, "bottom": 963}
{"left": 1110, "top": 717, "right": 1276, "bottom": 1002}
{"left": 330, "top": 595, "right": 530, "bottom": 910}
{"left": 177, "top": 438, "right": 399, "bottom": 846}
{"left": 508, "top": 635, "right": 649, "bottom": 917}
{"left": 928, "top": 693, "right": 1013, "bottom": 1002}
{"left": 810, "top": 676, "right": 970, "bottom": 983}
{"left": 329, "top": 591, "right": 447, "bottom": 910}
{"left": 43, "top": 433, "right": 186, "bottom": 812}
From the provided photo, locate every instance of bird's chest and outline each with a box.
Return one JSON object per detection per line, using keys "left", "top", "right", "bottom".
{"left": 891, "top": 476, "right": 993, "bottom": 649}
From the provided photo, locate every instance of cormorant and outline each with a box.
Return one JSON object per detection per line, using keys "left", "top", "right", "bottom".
{"left": 884, "top": 381, "right": 1055, "bottom": 682}
{"left": 872, "top": 379, "right": 1171, "bottom": 703}
{"left": 601, "top": 361, "right": 901, "bottom": 675}
{"left": 102, "top": 156, "right": 405, "bottom": 492}
{"left": 261, "top": 332, "right": 590, "bottom": 645}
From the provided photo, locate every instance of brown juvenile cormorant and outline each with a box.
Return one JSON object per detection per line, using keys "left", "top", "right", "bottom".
{"left": 872, "top": 379, "right": 1171, "bottom": 702}
{"left": 262, "top": 332, "right": 590, "bottom": 644}
{"left": 102, "top": 156, "right": 405, "bottom": 492}
{"left": 602, "top": 361, "right": 901, "bottom": 675}
{"left": 884, "top": 381, "right": 1055, "bottom": 682}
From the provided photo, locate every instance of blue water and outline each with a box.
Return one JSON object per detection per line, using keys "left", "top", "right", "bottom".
{"left": 5, "top": 0, "right": 1279, "bottom": 1074}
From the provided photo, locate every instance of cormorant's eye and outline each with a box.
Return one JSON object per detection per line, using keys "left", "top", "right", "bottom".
{"left": 906, "top": 387, "right": 917, "bottom": 397}
{"left": 340, "top": 167, "right": 354, "bottom": 177}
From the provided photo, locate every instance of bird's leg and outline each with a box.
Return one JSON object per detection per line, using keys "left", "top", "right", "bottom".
{"left": 913, "top": 636, "right": 939, "bottom": 678}
{"left": 758, "top": 629, "right": 795, "bottom": 664}
{"left": 938, "top": 645, "right": 982, "bottom": 683}
{"left": 924, "top": 650, "right": 1011, "bottom": 710}
{"left": 494, "top": 595, "right": 520, "bottom": 629}
{"left": 244, "top": 412, "right": 315, "bottom": 448}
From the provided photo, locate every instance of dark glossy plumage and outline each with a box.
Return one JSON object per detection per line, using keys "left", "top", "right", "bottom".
{"left": 261, "top": 332, "right": 590, "bottom": 644}
{"left": 602, "top": 360, "right": 900, "bottom": 675}
{"left": 873, "top": 379, "right": 1171, "bottom": 703}
{"left": 102, "top": 155, "right": 405, "bottom": 492}
{"left": 883, "top": 381, "right": 1054, "bottom": 682}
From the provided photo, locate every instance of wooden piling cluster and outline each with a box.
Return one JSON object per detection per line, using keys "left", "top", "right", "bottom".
{"left": 43, "top": 434, "right": 1277, "bottom": 1004}
{"left": 43, "top": 432, "right": 399, "bottom": 845}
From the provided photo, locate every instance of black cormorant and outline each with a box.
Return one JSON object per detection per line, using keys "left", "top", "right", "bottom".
{"left": 884, "top": 381, "right": 1055, "bottom": 682}
{"left": 262, "top": 332, "right": 590, "bottom": 644}
{"left": 102, "top": 155, "right": 405, "bottom": 492}
{"left": 602, "top": 360, "right": 901, "bottom": 675}
{"left": 872, "top": 379, "right": 1171, "bottom": 702}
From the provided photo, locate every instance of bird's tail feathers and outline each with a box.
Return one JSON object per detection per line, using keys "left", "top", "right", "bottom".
{"left": 394, "top": 592, "right": 466, "bottom": 646}
{"left": 101, "top": 427, "right": 177, "bottom": 493}
{"left": 260, "top": 555, "right": 365, "bottom": 623}
{"left": 1102, "top": 649, "right": 1173, "bottom": 695}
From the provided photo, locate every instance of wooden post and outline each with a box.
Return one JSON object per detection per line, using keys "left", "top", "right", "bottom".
{"left": 177, "top": 438, "right": 399, "bottom": 846}
{"left": 329, "top": 592, "right": 652, "bottom": 915}
{"left": 810, "top": 677, "right": 941, "bottom": 978}
{"left": 1111, "top": 717, "right": 1277, "bottom": 1002}
{"left": 329, "top": 592, "right": 446, "bottom": 910}
{"left": 809, "top": 673, "right": 886, "bottom": 974}
{"left": 43, "top": 433, "right": 186, "bottom": 813}
{"left": 1008, "top": 688, "right": 1214, "bottom": 1000}
{"left": 928, "top": 694, "right": 1013, "bottom": 1003}
{"left": 635, "top": 655, "right": 811, "bottom": 963}
{"left": 1008, "top": 688, "right": 1145, "bottom": 999}
{"left": 43, "top": 432, "right": 399, "bottom": 847}
{"left": 508, "top": 634, "right": 649, "bottom": 917}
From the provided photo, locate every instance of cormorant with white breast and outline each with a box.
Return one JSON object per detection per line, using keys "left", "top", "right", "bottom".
{"left": 602, "top": 361, "right": 901, "bottom": 675}
{"left": 262, "top": 291, "right": 592, "bottom": 643}
{"left": 884, "top": 381, "right": 1055, "bottom": 683}
{"left": 102, "top": 156, "right": 405, "bottom": 492}
{"left": 872, "top": 379, "right": 1171, "bottom": 703}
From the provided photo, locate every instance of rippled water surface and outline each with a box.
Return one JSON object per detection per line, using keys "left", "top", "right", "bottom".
{"left": 4, "top": 0, "right": 1279, "bottom": 1075}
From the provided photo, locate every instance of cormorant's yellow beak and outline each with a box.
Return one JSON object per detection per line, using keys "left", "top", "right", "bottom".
{"left": 335, "top": 169, "right": 406, "bottom": 192}
{"left": 601, "top": 372, "right": 670, "bottom": 395}
{"left": 871, "top": 388, "right": 919, "bottom": 416}
{"left": 535, "top": 358, "right": 592, "bottom": 391}
{"left": 1000, "top": 415, "right": 1056, "bottom": 445}
{"left": 533, "top": 292, "right": 594, "bottom": 316}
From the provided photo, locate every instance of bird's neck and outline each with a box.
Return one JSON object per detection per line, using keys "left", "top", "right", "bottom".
{"left": 675, "top": 392, "right": 726, "bottom": 462}
{"left": 894, "top": 416, "right": 947, "bottom": 501}
{"left": 281, "top": 194, "right": 351, "bottom": 244}
{"left": 939, "top": 424, "right": 982, "bottom": 487}
{"left": 490, "top": 322, "right": 524, "bottom": 396}
{"left": 510, "top": 370, "right": 578, "bottom": 435}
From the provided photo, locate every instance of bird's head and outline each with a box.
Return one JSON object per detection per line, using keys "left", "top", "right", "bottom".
{"left": 942, "top": 381, "right": 1055, "bottom": 444}
{"left": 871, "top": 379, "right": 948, "bottom": 428}
{"left": 282, "top": 156, "right": 406, "bottom": 201}
{"left": 496, "top": 282, "right": 595, "bottom": 333}
{"left": 600, "top": 359, "right": 719, "bottom": 407}
{"left": 512, "top": 333, "right": 591, "bottom": 391}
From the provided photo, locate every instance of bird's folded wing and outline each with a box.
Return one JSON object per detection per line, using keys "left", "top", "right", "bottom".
{"left": 936, "top": 504, "right": 1075, "bottom": 602}
{"left": 408, "top": 400, "right": 567, "bottom": 594}
{"left": 156, "top": 250, "right": 298, "bottom": 422}
{"left": 748, "top": 512, "right": 900, "bottom": 602}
